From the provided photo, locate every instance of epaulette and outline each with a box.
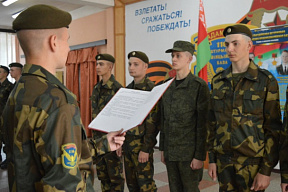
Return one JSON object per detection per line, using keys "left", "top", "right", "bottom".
{"left": 211, "top": 69, "right": 225, "bottom": 82}
{"left": 147, "top": 80, "right": 155, "bottom": 90}
{"left": 258, "top": 67, "right": 276, "bottom": 81}
{"left": 113, "top": 80, "right": 123, "bottom": 89}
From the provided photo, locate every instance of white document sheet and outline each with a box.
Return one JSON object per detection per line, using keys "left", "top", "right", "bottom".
{"left": 88, "top": 78, "right": 174, "bottom": 133}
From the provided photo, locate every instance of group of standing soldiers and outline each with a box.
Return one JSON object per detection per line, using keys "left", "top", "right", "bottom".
{"left": 91, "top": 25, "right": 288, "bottom": 192}
{"left": 1, "top": 3, "right": 288, "bottom": 192}
{"left": 0, "top": 63, "right": 22, "bottom": 169}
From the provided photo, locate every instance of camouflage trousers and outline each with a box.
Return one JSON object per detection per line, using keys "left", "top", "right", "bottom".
{"left": 165, "top": 160, "right": 203, "bottom": 192}
{"left": 123, "top": 151, "right": 157, "bottom": 192}
{"left": 216, "top": 157, "right": 264, "bottom": 192}
{"left": 95, "top": 151, "right": 124, "bottom": 192}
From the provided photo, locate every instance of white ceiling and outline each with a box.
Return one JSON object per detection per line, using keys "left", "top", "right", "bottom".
{"left": 0, "top": 0, "right": 114, "bottom": 30}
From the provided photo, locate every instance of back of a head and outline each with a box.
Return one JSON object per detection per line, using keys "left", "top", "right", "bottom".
{"left": 13, "top": 4, "right": 72, "bottom": 56}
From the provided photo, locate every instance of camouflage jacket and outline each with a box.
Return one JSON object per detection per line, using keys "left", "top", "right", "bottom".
{"left": 90, "top": 74, "right": 122, "bottom": 139}
{"left": 0, "top": 78, "right": 13, "bottom": 115}
{"left": 207, "top": 61, "right": 282, "bottom": 176}
{"left": 2, "top": 64, "right": 110, "bottom": 192}
{"left": 280, "top": 86, "right": 288, "bottom": 183}
{"left": 123, "top": 77, "right": 159, "bottom": 153}
{"left": 159, "top": 73, "right": 210, "bottom": 161}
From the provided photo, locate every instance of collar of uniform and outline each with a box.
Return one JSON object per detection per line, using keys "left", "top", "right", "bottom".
{"left": 22, "top": 64, "right": 77, "bottom": 104}
{"left": 0, "top": 78, "right": 10, "bottom": 87}
{"left": 243, "top": 60, "right": 258, "bottom": 81}
{"left": 133, "top": 76, "right": 148, "bottom": 89}
{"left": 172, "top": 72, "right": 193, "bottom": 89}
{"left": 101, "top": 74, "right": 116, "bottom": 89}
{"left": 219, "top": 60, "right": 258, "bottom": 81}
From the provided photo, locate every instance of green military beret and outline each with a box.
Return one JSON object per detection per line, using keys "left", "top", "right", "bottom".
{"left": 95, "top": 54, "right": 115, "bottom": 63}
{"left": 9, "top": 62, "right": 23, "bottom": 68}
{"left": 128, "top": 51, "right": 149, "bottom": 64}
{"left": 165, "top": 40, "right": 195, "bottom": 56}
{"left": 13, "top": 4, "right": 72, "bottom": 31}
{"left": 0, "top": 65, "right": 9, "bottom": 73}
{"left": 223, "top": 24, "right": 253, "bottom": 39}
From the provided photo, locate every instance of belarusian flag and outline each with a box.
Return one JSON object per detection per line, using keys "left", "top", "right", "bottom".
{"left": 196, "top": 0, "right": 211, "bottom": 83}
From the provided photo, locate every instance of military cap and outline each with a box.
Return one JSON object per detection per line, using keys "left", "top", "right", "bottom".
{"left": 223, "top": 24, "right": 253, "bottom": 39}
{"left": 95, "top": 54, "right": 115, "bottom": 63}
{"left": 0, "top": 65, "right": 9, "bottom": 73}
{"left": 13, "top": 4, "right": 72, "bottom": 31}
{"left": 128, "top": 51, "right": 149, "bottom": 64}
{"left": 9, "top": 62, "right": 23, "bottom": 69}
{"left": 165, "top": 40, "right": 195, "bottom": 55}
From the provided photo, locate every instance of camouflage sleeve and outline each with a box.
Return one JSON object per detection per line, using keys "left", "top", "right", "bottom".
{"left": 32, "top": 104, "right": 94, "bottom": 191}
{"left": 159, "top": 98, "right": 165, "bottom": 151}
{"left": 280, "top": 87, "right": 288, "bottom": 183}
{"left": 280, "top": 130, "right": 288, "bottom": 183}
{"left": 258, "top": 77, "right": 282, "bottom": 176}
{"left": 207, "top": 87, "right": 217, "bottom": 163}
{"left": 140, "top": 103, "right": 160, "bottom": 153}
{"left": 89, "top": 134, "right": 110, "bottom": 156}
{"left": 194, "top": 82, "right": 210, "bottom": 161}
{"left": 91, "top": 87, "right": 97, "bottom": 119}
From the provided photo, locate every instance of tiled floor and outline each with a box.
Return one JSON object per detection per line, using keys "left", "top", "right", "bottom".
{"left": 0, "top": 149, "right": 283, "bottom": 192}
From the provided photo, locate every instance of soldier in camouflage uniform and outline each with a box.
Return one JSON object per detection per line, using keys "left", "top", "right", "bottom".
{"left": 159, "top": 41, "right": 210, "bottom": 192}
{"left": 91, "top": 53, "right": 124, "bottom": 191}
{"left": 207, "top": 24, "right": 282, "bottom": 192}
{"left": 117, "top": 51, "right": 158, "bottom": 192}
{"left": 280, "top": 87, "right": 288, "bottom": 192}
{"left": 1, "top": 5, "right": 125, "bottom": 192}
{"left": 0, "top": 65, "right": 13, "bottom": 163}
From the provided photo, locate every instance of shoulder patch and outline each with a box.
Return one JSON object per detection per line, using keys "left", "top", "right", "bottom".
{"left": 61, "top": 143, "right": 78, "bottom": 169}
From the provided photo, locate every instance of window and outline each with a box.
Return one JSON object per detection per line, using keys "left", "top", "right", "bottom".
{"left": 0, "top": 32, "right": 17, "bottom": 83}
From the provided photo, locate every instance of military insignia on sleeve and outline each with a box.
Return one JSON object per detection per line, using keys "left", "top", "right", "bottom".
{"left": 61, "top": 143, "right": 78, "bottom": 169}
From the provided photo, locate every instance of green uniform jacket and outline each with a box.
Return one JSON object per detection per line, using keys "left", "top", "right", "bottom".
{"left": 0, "top": 78, "right": 13, "bottom": 115}
{"left": 124, "top": 77, "right": 159, "bottom": 153}
{"left": 280, "top": 86, "right": 288, "bottom": 183}
{"left": 90, "top": 74, "right": 122, "bottom": 139}
{"left": 207, "top": 61, "right": 282, "bottom": 176}
{"left": 159, "top": 72, "right": 210, "bottom": 161}
{"left": 2, "top": 64, "right": 109, "bottom": 192}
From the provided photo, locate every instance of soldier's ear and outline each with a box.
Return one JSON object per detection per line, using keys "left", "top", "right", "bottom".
{"left": 248, "top": 40, "right": 253, "bottom": 51}
{"left": 48, "top": 34, "right": 57, "bottom": 52}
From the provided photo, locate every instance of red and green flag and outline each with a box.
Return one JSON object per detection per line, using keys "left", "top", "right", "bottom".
{"left": 196, "top": 0, "right": 211, "bottom": 83}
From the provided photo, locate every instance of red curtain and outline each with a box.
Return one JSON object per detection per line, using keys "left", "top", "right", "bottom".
{"left": 65, "top": 47, "right": 98, "bottom": 137}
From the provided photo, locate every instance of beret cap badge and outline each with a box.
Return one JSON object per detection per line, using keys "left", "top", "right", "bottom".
{"left": 227, "top": 28, "right": 231, "bottom": 33}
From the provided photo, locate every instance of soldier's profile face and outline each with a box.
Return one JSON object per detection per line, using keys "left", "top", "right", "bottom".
{"left": 0, "top": 68, "right": 8, "bottom": 80}
{"left": 128, "top": 57, "right": 147, "bottom": 78}
{"left": 171, "top": 51, "right": 191, "bottom": 71}
{"left": 281, "top": 52, "right": 288, "bottom": 64}
{"left": 10, "top": 67, "right": 22, "bottom": 79}
{"left": 96, "top": 60, "right": 112, "bottom": 76}
{"left": 225, "top": 34, "right": 250, "bottom": 63}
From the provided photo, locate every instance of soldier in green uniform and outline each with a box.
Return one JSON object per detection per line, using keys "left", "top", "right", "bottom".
{"left": 9, "top": 62, "right": 23, "bottom": 83}
{"left": 1, "top": 4, "right": 125, "bottom": 192}
{"left": 281, "top": 87, "right": 288, "bottom": 192}
{"left": 207, "top": 24, "right": 282, "bottom": 192}
{"left": 159, "top": 41, "right": 210, "bottom": 192}
{"left": 91, "top": 53, "right": 124, "bottom": 192}
{"left": 0, "top": 65, "right": 13, "bottom": 164}
{"left": 117, "top": 51, "right": 158, "bottom": 192}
